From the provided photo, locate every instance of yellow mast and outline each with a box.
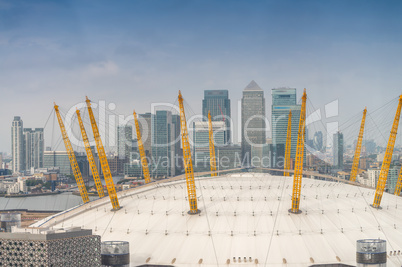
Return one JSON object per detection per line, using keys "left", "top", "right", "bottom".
{"left": 349, "top": 108, "right": 367, "bottom": 182}
{"left": 208, "top": 111, "right": 217, "bottom": 177}
{"left": 290, "top": 89, "right": 307, "bottom": 213}
{"left": 54, "top": 103, "right": 89, "bottom": 204}
{"left": 394, "top": 168, "right": 402, "bottom": 196}
{"left": 373, "top": 95, "right": 402, "bottom": 207}
{"left": 178, "top": 91, "right": 199, "bottom": 214}
{"left": 85, "top": 97, "right": 120, "bottom": 210}
{"left": 76, "top": 109, "right": 105, "bottom": 198}
{"left": 284, "top": 110, "right": 292, "bottom": 176}
{"left": 133, "top": 110, "right": 151, "bottom": 184}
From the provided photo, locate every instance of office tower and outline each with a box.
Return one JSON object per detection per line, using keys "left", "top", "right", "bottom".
{"left": 117, "top": 125, "right": 133, "bottom": 161}
{"left": 44, "top": 151, "right": 72, "bottom": 175}
{"left": 152, "top": 110, "right": 175, "bottom": 178}
{"left": 43, "top": 151, "right": 89, "bottom": 177}
{"left": 23, "top": 128, "right": 44, "bottom": 171}
{"left": 172, "top": 114, "right": 183, "bottom": 174}
{"left": 215, "top": 144, "right": 242, "bottom": 170}
{"left": 202, "top": 90, "right": 231, "bottom": 143}
{"left": 333, "top": 131, "right": 344, "bottom": 168}
{"left": 241, "top": 81, "right": 266, "bottom": 164}
{"left": 251, "top": 144, "right": 271, "bottom": 168}
{"left": 313, "top": 131, "right": 323, "bottom": 151}
{"left": 11, "top": 116, "right": 24, "bottom": 173}
{"left": 271, "top": 88, "right": 301, "bottom": 161}
{"left": 138, "top": 113, "right": 152, "bottom": 158}
{"left": 192, "top": 121, "right": 226, "bottom": 172}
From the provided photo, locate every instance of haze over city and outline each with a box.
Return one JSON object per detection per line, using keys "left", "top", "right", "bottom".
{"left": 1, "top": 0, "right": 402, "bottom": 151}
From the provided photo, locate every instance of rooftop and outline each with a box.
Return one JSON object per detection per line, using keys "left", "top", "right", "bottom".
{"left": 32, "top": 173, "right": 402, "bottom": 266}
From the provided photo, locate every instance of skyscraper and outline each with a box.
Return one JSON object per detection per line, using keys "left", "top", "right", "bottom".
{"left": 117, "top": 125, "right": 133, "bottom": 161}
{"left": 11, "top": 116, "right": 24, "bottom": 173}
{"left": 171, "top": 114, "right": 183, "bottom": 174}
{"left": 138, "top": 113, "right": 152, "bottom": 158}
{"left": 192, "top": 121, "right": 226, "bottom": 172}
{"left": 23, "top": 128, "right": 44, "bottom": 171}
{"left": 202, "top": 90, "right": 231, "bottom": 143}
{"left": 152, "top": 110, "right": 175, "bottom": 178}
{"left": 333, "top": 131, "right": 344, "bottom": 169}
{"left": 313, "top": 131, "right": 323, "bottom": 151}
{"left": 271, "top": 88, "right": 301, "bottom": 165}
{"left": 241, "top": 81, "right": 266, "bottom": 164}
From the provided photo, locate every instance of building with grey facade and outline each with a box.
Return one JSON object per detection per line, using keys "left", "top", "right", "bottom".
{"left": 117, "top": 124, "right": 133, "bottom": 161}
{"left": 192, "top": 121, "right": 226, "bottom": 172}
{"left": 202, "top": 90, "right": 231, "bottom": 143}
{"left": 333, "top": 131, "right": 344, "bottom": 169}
{"left": 23, "top": 128, "right": 44, "bottom": 172}
{"left": 215, "top": 144, "right": 242, "bottom": 170}
{"left": 43, "top": 151, "right": 89, "bottom": 177}
{"left": 172, "top": 114, "right": 183, "bottom": 174}
{"left": 0, "top": 227, "right": 101, "bottom": 266}
{"left": 151, "top": 110, "right": 175, "bottom": 178}
{"left": 11, "top": 116, "right": 24, "bottom": 173}
{"left": 241, "top": 81, "right": 266, "bottom": 165}
{"left": 138, "top": 112, "right": 152, "bottom": 159}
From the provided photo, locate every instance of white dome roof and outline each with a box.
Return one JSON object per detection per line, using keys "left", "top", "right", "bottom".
{"left": 33, "top": 173, "right": 402, "bottom": 266}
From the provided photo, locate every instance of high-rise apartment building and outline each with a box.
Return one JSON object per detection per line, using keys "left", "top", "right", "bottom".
{"left": 241, "top": 81, "right": 266, "bottom": 164}
{"left": 192, "top": 121, "right": 226, "bottom": 172}
{"left": 23, "top": 128, "right": 44, "bottom": 171}
{"left": 202, "top": 90, "right": 231, "bottom": 143}
{"left": 117, "top": 125, "right": 133, "bottom": 161}
{"left": 271, "top": 88, "right": 301, "bottom": 161}
{"left": 152, "top": 110, "right": 175, "bottom": 178}
{"left": 11, "top": 116, "right": 24, "bottom": 173}
{"left": 333, "top": 131, "right": 344, "bottom": 169}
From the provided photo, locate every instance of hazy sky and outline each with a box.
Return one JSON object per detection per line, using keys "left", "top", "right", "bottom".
{"left": 1, "top": 0, "right": 402, "bottom": 153}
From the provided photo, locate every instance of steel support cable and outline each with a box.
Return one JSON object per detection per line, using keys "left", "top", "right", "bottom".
{"left": 197, "top": 177, "right": 220, "bottom": 266}
{"left": 253, "top": 175, "right": 273, "bottom": 234}
{"left": 367, "top": 113, "right": 390, "bottom": 145}
{"left": 264, "top": 173, "right": 288, "bottom": 265}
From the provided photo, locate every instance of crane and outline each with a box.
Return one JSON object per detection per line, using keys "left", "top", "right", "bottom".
{"left": 284, "top": 110, "right": 292, "bottom": 176}
{"left": 54, "top": 103, "right": 89, "bottom": 204}
{"left": 85, "top": 97, "right": 120, "bottom": 210}
{"left": 133, "top": 110, "right": 151, "bottom": 184}
{"left": 178, "top": 91, "right": 199, "bottom": 214}
{"left": 76, "top": 109, "right": 105, "bottom": 198}
{"left": 349, "top": 108, "right": 367, "bottom": 182}
{"left": 290, "top": 89, "right": 307, "bottom": 214}
{"left": 373, "top": 95, "right": 402, "bottom": 207}
{"left": 208, "top": 111, "right": 217, "bottom": 177}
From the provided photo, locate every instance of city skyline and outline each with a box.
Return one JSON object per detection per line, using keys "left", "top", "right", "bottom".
{"left": 1, "top": 0, "right": 402, "bottom": 153}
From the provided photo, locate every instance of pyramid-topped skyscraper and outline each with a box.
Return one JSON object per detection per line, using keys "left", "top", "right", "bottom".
{"left": 241, "top": 80, "right": 266, "bottom": 164}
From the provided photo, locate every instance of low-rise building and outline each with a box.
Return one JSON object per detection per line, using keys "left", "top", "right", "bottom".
{"left": 0, "top": 227, "right": 101, "bottom": 266}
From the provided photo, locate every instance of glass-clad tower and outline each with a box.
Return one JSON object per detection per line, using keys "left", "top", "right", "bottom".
{"left": 241, "top": 81, "right": 266, "bottom": 164}
{"left": 202, "top": 90, "right": 231, "bottom": 143}
{"left": 271, "top": 88, "right": 301, "bottom": 166}
{"left": 151, "top": 110, "right": 175, "bottom": 178}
